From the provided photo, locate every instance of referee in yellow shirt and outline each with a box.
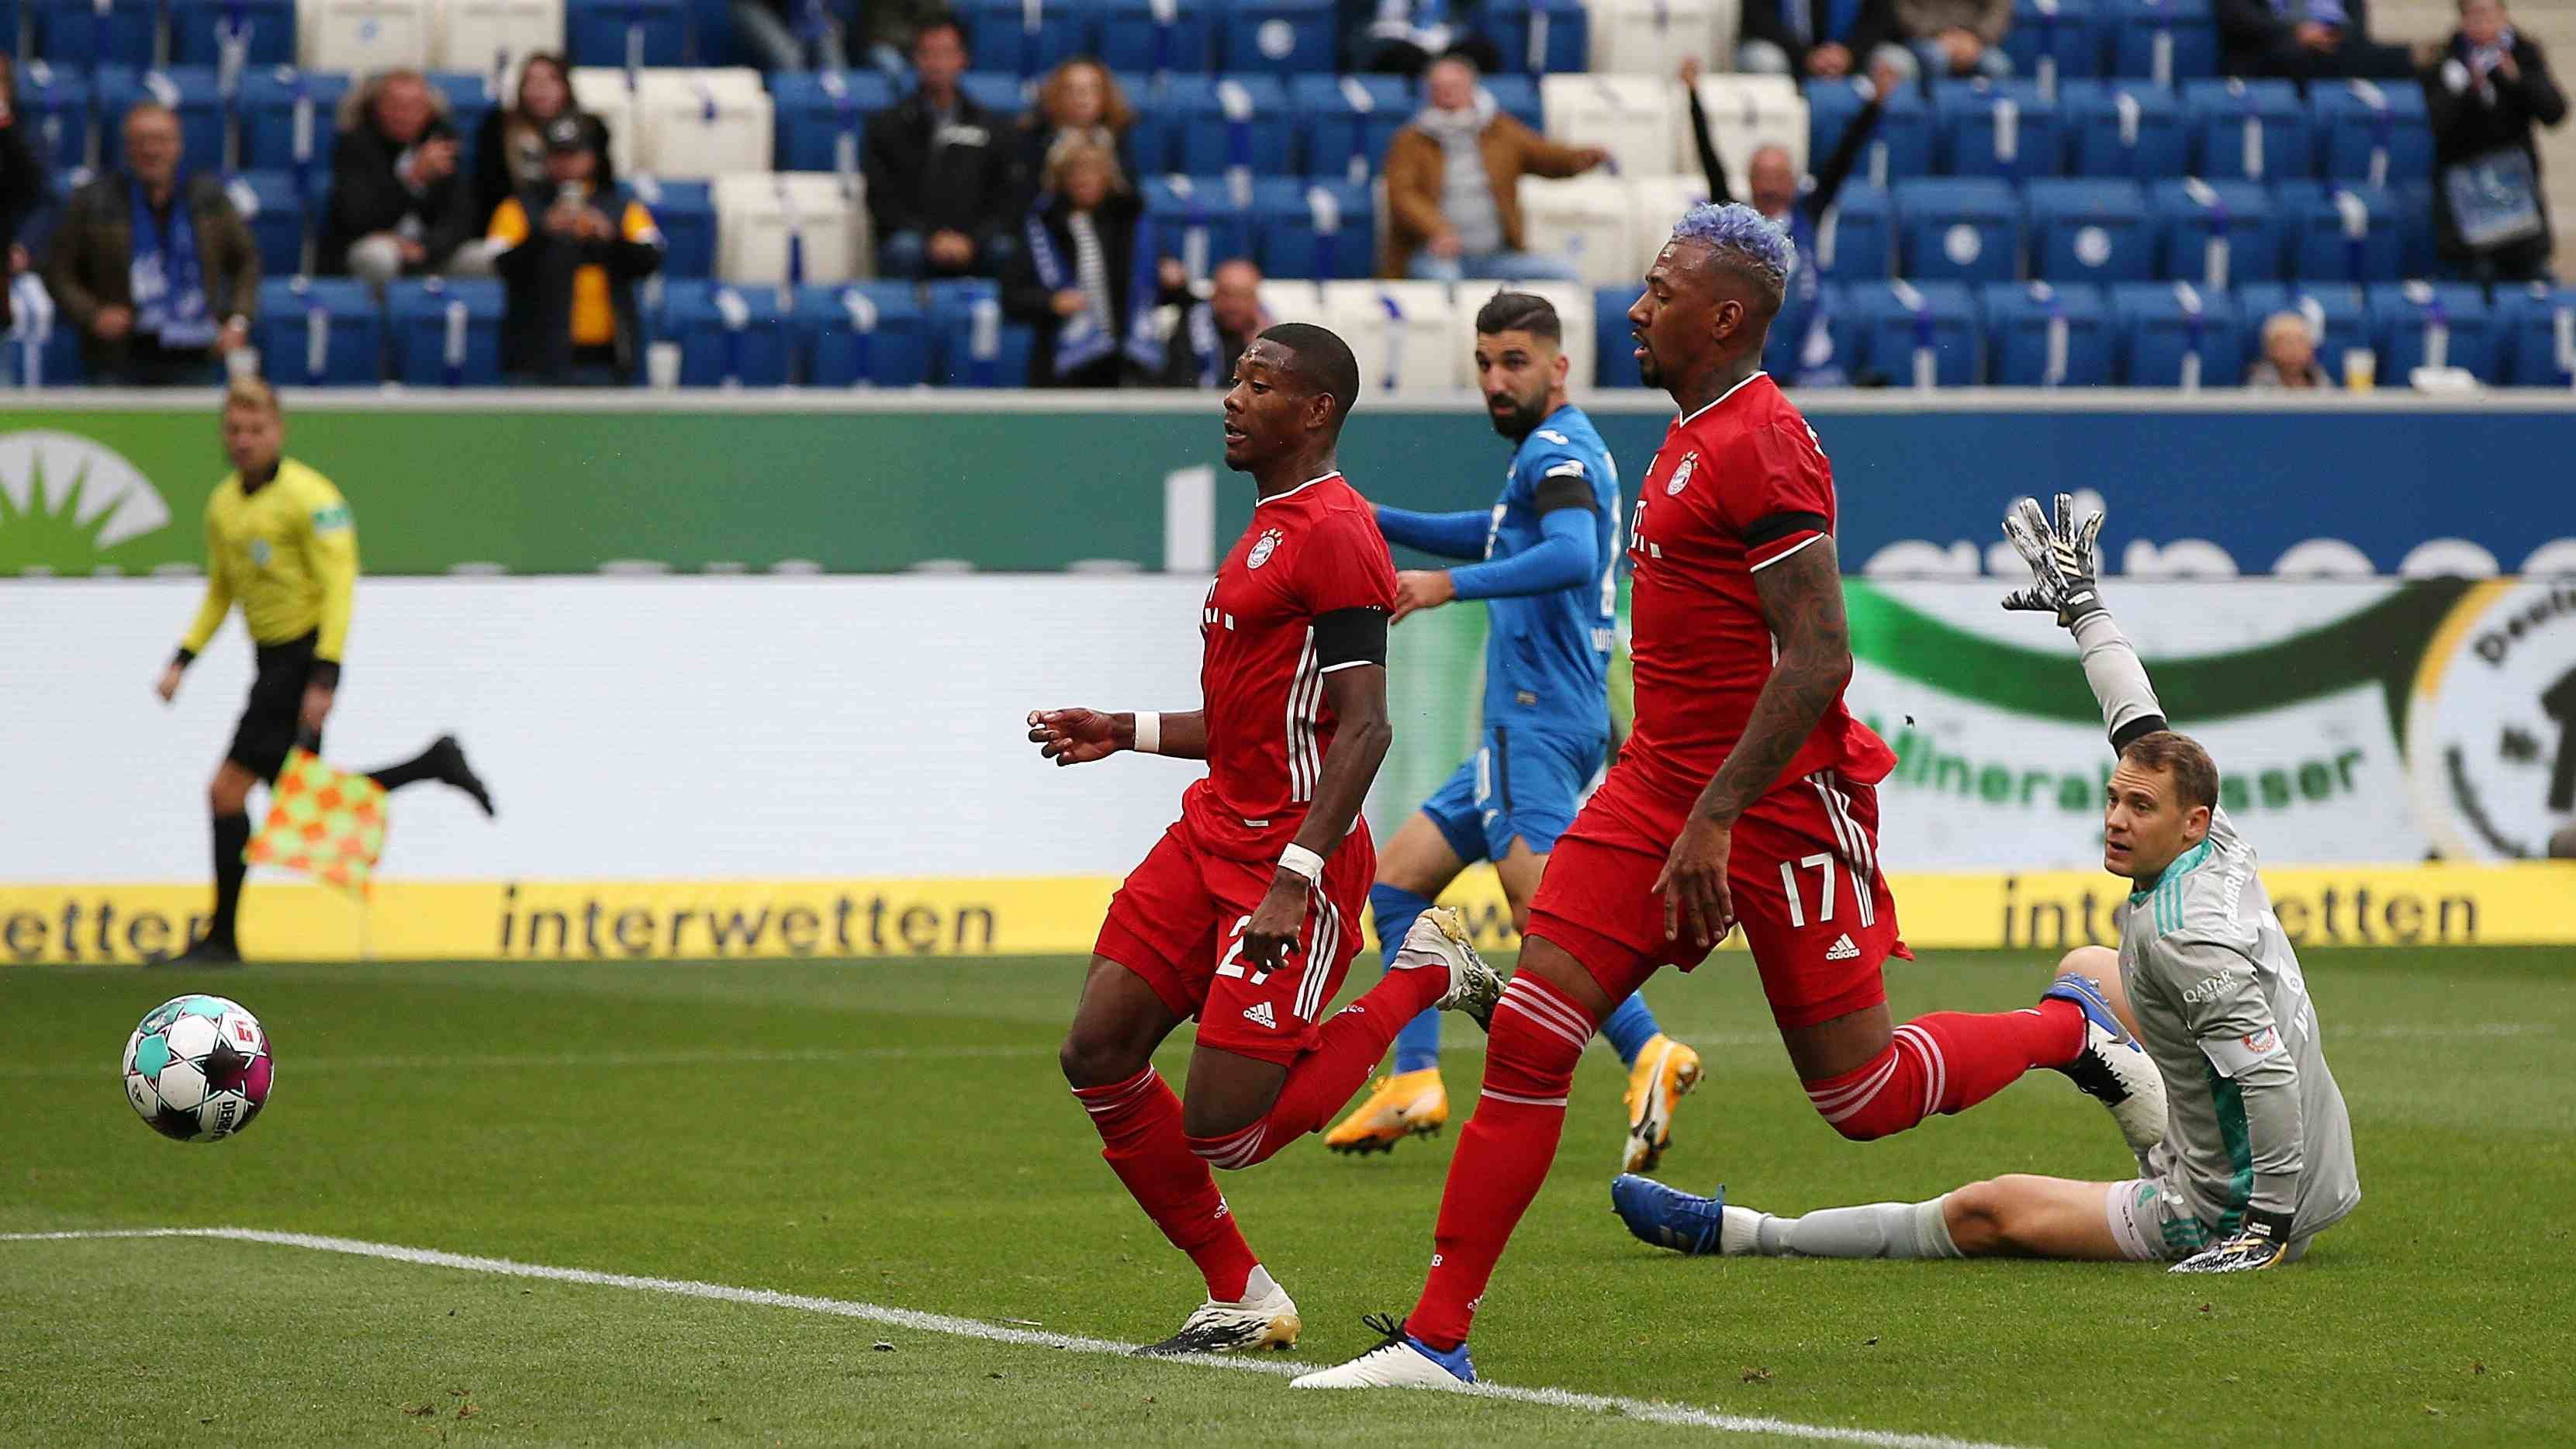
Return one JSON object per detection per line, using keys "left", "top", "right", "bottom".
{"left": 153, "top": 379, "right": 494, "bottom": 963}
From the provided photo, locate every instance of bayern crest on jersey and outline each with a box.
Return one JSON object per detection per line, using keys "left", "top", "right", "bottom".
{"left": 1666, "top": 453, "right": 1698, "bottom": 496}
{"left": 1247, "top": 527, "right": 1285, "bottom": 569}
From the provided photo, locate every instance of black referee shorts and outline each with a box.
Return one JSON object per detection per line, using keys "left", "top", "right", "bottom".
{"left": 226, "top": 631, "right": 323, "bottom": 782}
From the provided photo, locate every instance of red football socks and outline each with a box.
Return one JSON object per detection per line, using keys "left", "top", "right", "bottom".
{"left": 1073, "top": 1066, "right": 1259, "bottom": 1302}
{"left": 1185, "top": 957, "right": 1454, "bottom": 1171}
{"left": 1805, "top": 1001, "right": 2087, "bottom": 1141}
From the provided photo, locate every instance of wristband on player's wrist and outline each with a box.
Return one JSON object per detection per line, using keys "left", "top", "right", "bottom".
{"left": 1276, "top": 843, "right": 1325, "bottom": 888}
{"left": 1131, "top": 711, "right": 1160, "bottom": 756}
{"left": 172, "top": 646, "right": 196, "bottom": 669}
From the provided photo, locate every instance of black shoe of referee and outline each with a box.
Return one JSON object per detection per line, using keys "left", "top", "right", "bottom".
{"left": 428, "top": 735, "right": 496, "bottom": 818}
{"left": 164, "top": 935, "right": 243, "bottom": 967}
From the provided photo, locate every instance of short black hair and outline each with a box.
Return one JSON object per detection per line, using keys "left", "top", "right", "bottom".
{"left": 1474, "top": 290, "right": 1561, "bottom": 343}
{"left": 913, "top": 10, "right": 965, "bottom": 47}
{"left": 1257, "top": 322, "right": 1360, "bottom": 424}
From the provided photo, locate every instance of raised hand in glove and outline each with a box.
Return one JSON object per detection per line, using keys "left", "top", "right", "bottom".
{"left": 2000, "top": 492, "right": 2106, "bottom": 625}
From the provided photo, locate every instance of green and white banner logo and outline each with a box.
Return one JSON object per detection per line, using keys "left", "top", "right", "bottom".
{"left": 0, "top": 431, "right": 171, "bottom": 572}
{"left": 2407, "top": 581, "right": 2576, "bottom": 861}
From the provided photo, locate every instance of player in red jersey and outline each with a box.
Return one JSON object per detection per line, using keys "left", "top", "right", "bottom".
{"left": 1029, "top": 323, "right": 1505, "bottom": 1357}
{"left": 1295, "top": 207, "right": 2159, "bottom": 1389}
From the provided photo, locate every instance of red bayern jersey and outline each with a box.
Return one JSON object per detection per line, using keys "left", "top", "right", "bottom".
{"left": 1591, "top": 373, "right": 1893, "bottom": 846}
{"left": 1180, "top": 472, "right": 1398, "bottom": 861}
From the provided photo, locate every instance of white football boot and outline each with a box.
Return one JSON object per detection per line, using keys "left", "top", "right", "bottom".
{"left": 1288, "top": 1314, "right": 1477, "bottom": 1389}
{"left": 1132, "top": 1267, "right": 1300, "bottom": 1356}
{"left": 1395, "top": 908, "right": 1502, "bottom": 1029}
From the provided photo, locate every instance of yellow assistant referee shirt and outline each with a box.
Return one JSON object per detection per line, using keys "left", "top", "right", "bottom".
{"left": 179, "top": 458, "right": 358, "bottom": 662}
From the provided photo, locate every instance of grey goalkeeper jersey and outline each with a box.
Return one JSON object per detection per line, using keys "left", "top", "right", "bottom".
{"left": 2076, "top": 610, "right": 2362, "bottom": 1240}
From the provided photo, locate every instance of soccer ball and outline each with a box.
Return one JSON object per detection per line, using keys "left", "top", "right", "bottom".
{"left": 123, "top": 995, "right": 273, "bottom": 1143}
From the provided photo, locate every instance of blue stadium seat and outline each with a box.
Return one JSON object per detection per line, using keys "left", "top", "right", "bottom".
{"left": 2060, "top": 80, "right": 2184, "bottom": 179}
{"left": 2394, "top": 180, "right": 2438, "bottom": 278}
{"left": 960, "top": 72, "right": 1035, "bottom": 116}
{"left": 2368, "top": 281, "right": 2495, "bottom": 382}
{"left": 1220, "top": 0, "right": 1336, "bottom": 76}
{"left": 1483, "top": 74, "right": 1544, "bottom": 133}
{"left": 2495, "top": 282, "right": 2576, "bottom": 387}
{"left": 1848, "top": 279, "right": 1981, "bottom": 386}
{"left": 255, "top": 278, "right": 385, "bottom": 387}
{"left": 2235, "top": 281, "right": 2365, "bottom": 380}
{"left": 1119, "top": 73, "right": 1181, "bottom": 174}
{"left": 15, "top": 61, "right": 96, "bottom": 172}
{"left": 2311, "top": 79, "right": 2433, "bottom": 188}
{"left": 1, "top": 278, "right": 90, "bottom": 386}
{"left": 2106, "top": 0, "right": 2215, "bottom": 85}
{"left": 1167, "top": 74, "right": 1293, "bottom": 176}
{"left": 1814, "top": 184, "right": 1893, "bottom": 279}
{"left": 628, "top": 175, "right": 714, "bottom": 278}
{"left": 95, "top": 69, "right": 225, "bottom": 174}
{"left": 2180, "top": 78, "right": 2311, "bottom": 183}
{"left": 925, "top": 278, "right": 1036, "bottom": 386}
{"left": 386, "top": 277, "right": 507, "bottom": 386}
{"left": 2149, "top": 178, "right": 2277, "bottom": 285}
{"left": 958, "top": 0, "right": 1098, "bottom": 77}
{"left": 33, "top": 0, "right": 157, "bottom": 66}
{"left": 1141, "top": 174, "right": 1257, "bottom": 271}
{"left": 2111, "top": 280, "right": 2241, "bottom": 385}
{"left": 565, "top": 0, "right": 690, "bottom": 67}
{"left": 238, "top": 68, "right": 355, "bottom": 180}
{"left": 1805, "top": 78, "right": 1934, "bottom": 185}
{"left": 793, "top": 282, "right": 932, "bottom": 387}
{"left": 2025, "top": 178, "right": 2152, "bottom": 282}
{"left": 428, "top": 72, "right": 503, "bottom": 154}
{"left": 1250, "top": 177, "right": 1371, "bottom": 278}
{"left": 2275, "top": 182, "right": 2401, "bottom": 284}
{"left": 1487, "top": 0, "right": 1591, "bottom": 74}
{"left": 1769, "top": 279, "right": 1854, "bottom": 382}
{"left": 1100, "top": 0, "right": 1220, "bottom": 78}
{"left": 772, "top": 71, "right": 901, "bottom": 174}
{"left": 1983, "top": 281, "right": 2115, "bottom": 385}
{"left": 2003, "top": 0, "right": 2106, "bottom": 88}
{"left": 1892, "top": 177, "right": 2021, "bottom": 283}
{"left": 1293, "top": 74, "right": 1412, "bottom": 183}
{"left": 1936, "top": 80, "right": 2063, "bottom": 179}
{"left": 222, "top": 172, "right": 309, "bottom": 278}
{"left": 168, "top": 0, "right": 297, "bottom": 67}
{"left": 1596, "top": 282, "right": 1643, "bottom": 387}
{"left": 658, "top": 281, "right": 792, "bottom": 387}
{"left": 685, "top": 0, "right": 746, "bottom": 67}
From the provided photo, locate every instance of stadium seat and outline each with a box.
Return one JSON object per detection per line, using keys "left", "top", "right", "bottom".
{"left": 2002, "top": 0, "right": 2105, "bottom": 92}
{"left": 1254, "top": 277, "right": 1327, "bottom": 325}
{"left": 2111, "top": 279, "right": 2241, "bottom": 386}
{"left": 2393, "top": 180, "right": 2438, "bottom": 278}
{"left": 2235, "top": 281, "right": 2364, "bottom": 381}
{"left": 1848, "top": 278, "right": 1980, "bottom": 387}
{"left": 1691, "top": 75, "right": 1808, "bottom": 185}
{"left": 1458, "top": 276, "right": 1596, "bottom": 388}
{"left": 302, "top": 0, "right": 434, "bottom": 71}
{"left": 2277, "top": 182, "right": 2401, "bottom": 284}
{"left": 1935, "top": 79, "right": 2064, "bottom": 181}
{"left": 628, "top": 175, "right": 714, "bottom": 278}
{"left": 1119, "top": 72, "right": 1181, "bottom": 174}
{"left": 436, "top": 0, "right": 569, "bottom": 73}
{"left": 1250, "top": 178, "right": 1373, "bottom": 280}
{"left": 223, "top": 172, "right": 311, "bottom": 278}
{"left": 2106, "top": 0, "right": 2215, "bottom": 86}
{"left": 564, "top": 0, "right": 686, "bottom": 66}
{"left": 713, "top": 172, "right": 868, "bottom": 285}
{"left": 772, "top": 70, "right": 900, "bottom": 175}
{"left": 2367, "top": 281, "right": 2495, "bottom": 382}
{"left": 255, "top": 277, "right": 385, "bottom": 386}
{"left": 1323, "top": 278, "right": 1461, "bottom": 394}
{"left": 0, "top": 275, "right": 88, "bottom": 386}
{"left": 1487, "top": 0, "right": 1592, "bottom": 74}
{"left": 33, "top": 0, "right": 157, "bottom": 66}
{"left": 1483, "top": 74, "right": 1545, "bottom": 133}
{"left": 2495, "top": 282, "right": 2576, "bottom": 387}
{"left": 1983, "top": 281, "right": 2114, "bottom": 385}
{"left": 2025, "top": 178, "right": 2152, "bottom": 282}
{"left": 957, "top": 71, "right": 1032, "bottom": 116}
{"left": 15, "top": 62, "right": 96, "bottom": 173}
{"left": 429, "top": 71, "right": 505, "bottom": 155}
{"left": 95, "top": 70, "right": 226, "bottom": 175}
{"left": 386, "top": 276, "right": 507, "bottom": 386}
{"left": 1219, "top": 0, "right": 1336, "bottom": 77}
{"left": 925, "top": 278, "right": 1035, "bottom": 386}
{"left": 570, "top": 66, "right": 643, "bottom": 174}
{"left": 1594, "top": 282, "right": 1643, "bottom": 387}
{"left": 681, "top": 0, "right": 745, "bottom": 67}
{"left": 1812, "top": 184, "right": 1892, "bottom": 278}
{"left": 1169, "top": 75, "right": 1294, "bottom": 178}
{"left": 2150, "top": 178, "right": 2277, "bottom": 286}
{"left": 657, "top": 281, "right": 791, "bottom": 386}
{"left": 1515, "top": 174, "right": 1635, "bottom": 287}
{"left": 1892, "top": 176, "right": 2020, "bottom": 284}
{"left": 957, "top": 0, "right": 1097, "bottom": 77}
{"left": 792, "top": 282, "right": 931, "bottom": 387}
{"left": 1543, "top": 73, "right": 1679, "bottom": 175}
{"left": 1804, "top": 77, "right": 1933, "bottom": 188}
{"left": 238, "top": 68, "right": 356, "bottom": 179}
{"left": 2060, "top": 80, "right": 2185, "bottom": 180}
{"left": 1626, "top": 175, "right": 1712, "bottom": 276}
{"left": 1589, "top": 0, "right": 1734, "bottom": 78}
{"left": 2180, "top": 78, "right": 2311, "bottom": 184}
{"left": 623, "top": 68, "right": 776, "bottom": 179}
{"left": 169, "top": 0, "right": 299, "bottom": 67}
{"left": 1142, "top": 174, "right": 1257, "bottom": 278}
{"left": 1098, "top": 0, "right": 1219, "bottom": 78}
{"left": 2311, "top": 78, "right": 2433, "bottom": 188}
{"left": 1292, "top": 74, "right": 1412, "bottom": 184}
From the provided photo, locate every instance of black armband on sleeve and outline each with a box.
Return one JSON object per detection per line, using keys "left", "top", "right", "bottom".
{"left": 309, "top": 659, "right": 343, "bottom": 690}
{"left": 1313, "top": 607, "right": 1388, "bottom": 672}
{"left": 2111, "top": 714, "right": 2170, "bottom": 752}
{"left": 1532, "top": 473, "right": 1599, "bottom": 514}
{"left": 173, "top": 646, "right": 197, "bottom": 669}
{"left": 1743, "top": 510, "right": 1830, "bottom": 547}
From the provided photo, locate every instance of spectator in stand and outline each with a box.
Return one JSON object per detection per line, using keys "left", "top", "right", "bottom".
{"left": 1015, "top": 60, "right": 1137, "bottom": 218}
{"left": 864, "top": 12, "right": 1017, "bottom": 278}
{"left": 1737, "top": 0, "right": 1911, "bottom": 82}
{"left": 1353, "top": 0, "right": 1503, "bottom": 77}
{"left": 0, "top": 57, "right": 47, "bottom": 332}
{"left": 472, "top": 54, "right": 612, "bottom": 231}
{"left": 736, "top": 0, "right": 850, "bottom": 71}
{"left": 324, "top": 70, "right": 487, "bottom": 284}
{"left": 2247, "top": 312, "right": 2331, "bottom": 387}
{"left": 1682, "top": 54, "right": 1897, "bottom": 385}
{"left": 859, "top": 0, "right": 951, "bottom": 74}
{"left": 1163, "top": 258, "right": 1270, "bottom": 387}
{"left": 1382, "top": 53, "right": 1608, "bottom": 281}
{"left": 1893, "top": 0, "right": 2012, "bottom": 78}
{"left": 2425, "top": 0, "right": 2565, "bottom": 283}
{"left": 47, "top": 103, "right": 258, "bottom": 386}
{"left": 486, "top": 116, "right": 663, "bottom": 386}
{"left": 2215, "top": 0, "right": 2416, "bottom": 81}
{"left": 1004, "top": 137, "right": 1177, "bottom": 389}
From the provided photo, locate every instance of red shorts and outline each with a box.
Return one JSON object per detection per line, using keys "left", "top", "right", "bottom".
{"left": 1094, "top": 818, "right": 1376, "bottom": 1067}
{"left": 1527, "top": 769, "right": 1908, "bottom": 1031}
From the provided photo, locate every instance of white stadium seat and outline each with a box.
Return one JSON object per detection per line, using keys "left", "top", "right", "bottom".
{"left": 434, "top": 0, "right": 565, "bottom": 74}
{"left": 1589, "top": 0, "right": 1739, "bottom": 75}
{"left": 628, "top": 67, "right": 774, "bottom": 178}
{"left": 715, "top": 172, "right": 867, "bottom": 284}
{"left": 304, "top": 0, "right": 433, "bottom": 71}
{"left": 1452, "top": 278, "right": 1597, "bottom": 396}
{"left": 1689, "top": 74, "right": 1808, "bottom": 184}
{"left": 1624, "top": 174, "right": 1715, "bottom": 275}
{"left": 1515, "top": 174, "right": 1636, "bottom": 287}
{"left": 1540, "top": 74, "right": 1679, "bottom": 176}
{"left": 1322, "top": 280, "right": 1460, "bottom": 396}
{"left": 569, "top": 66, "right": 640, "bottom": 175}
{"left": 1254, "top": 279, "right": 1329, "bottom": 327}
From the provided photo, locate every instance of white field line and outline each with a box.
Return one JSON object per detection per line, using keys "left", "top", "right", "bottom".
{"left": 1, "top": 1227, "right": 2032, "bottom": 1449}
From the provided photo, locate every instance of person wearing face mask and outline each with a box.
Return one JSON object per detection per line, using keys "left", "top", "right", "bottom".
{"left": 47, "top": 102, "right": 259, "bottom": 386}
{"left": 1381, "top": 52, "right": 1608, "bottom": 281}
{"left": 1004, "top": 137, "right": 1176, "bottom": 389}
{"left": 324, "top": 69, "right": 488, "bottom": 283}
{"left": 2423, "top": 0, "right": 2566, "bottom": 283}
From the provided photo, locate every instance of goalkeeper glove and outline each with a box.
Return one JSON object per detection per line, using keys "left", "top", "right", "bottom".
{"left": 2000, "top": 493, "right": 2106, "bottom": 626}
{"left": 2169, "top": 1207, "right": 2295, "bottom": 1274}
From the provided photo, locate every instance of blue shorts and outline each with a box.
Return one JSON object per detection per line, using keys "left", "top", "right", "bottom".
{"left": 1419, "top": 724, "right": 1607, "bottom": 866}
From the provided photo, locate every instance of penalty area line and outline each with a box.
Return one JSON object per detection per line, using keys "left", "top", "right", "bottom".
{"left": 0, "top": 1227, "right": 2029, "bottom": 1449}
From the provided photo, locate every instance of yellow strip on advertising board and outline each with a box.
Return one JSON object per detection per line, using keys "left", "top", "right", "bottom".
{"left": 4, "top": 862, "right": 2570, "bottom": 966}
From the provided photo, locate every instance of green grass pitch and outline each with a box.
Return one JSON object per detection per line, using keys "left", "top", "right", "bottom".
{"left": 5, "top": 946, "right": 2571, "bottom": 1447}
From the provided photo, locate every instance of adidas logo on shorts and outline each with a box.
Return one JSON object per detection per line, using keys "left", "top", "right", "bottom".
{"left": 1242, "top": 1001, "right": 1278, "bottom": 1029}
{"left": 1825, "top": 933, "right": 1861, "bottom": 962}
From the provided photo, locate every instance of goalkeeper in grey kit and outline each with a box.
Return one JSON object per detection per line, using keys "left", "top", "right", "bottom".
{"left": 1611, "top": 495, "right": 2360, "bottom": 1273}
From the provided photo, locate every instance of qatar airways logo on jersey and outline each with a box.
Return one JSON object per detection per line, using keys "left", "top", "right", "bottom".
{"left": 1666, "top": 454, "right": 1697, "bottom": 496}
{"left": 1247, "top": 528, "right": 1284, "bottom": 569}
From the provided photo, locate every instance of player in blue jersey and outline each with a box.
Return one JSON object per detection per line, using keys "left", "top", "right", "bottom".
{"left": 1323, "top": 291, "right": 1702, "bottom": 1173}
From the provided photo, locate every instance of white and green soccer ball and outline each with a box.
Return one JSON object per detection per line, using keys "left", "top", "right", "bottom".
{"left": 123, "top": 995, "right": 273, "bottom": 1143}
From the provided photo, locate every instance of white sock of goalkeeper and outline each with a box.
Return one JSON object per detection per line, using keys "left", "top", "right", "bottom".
{"left": 1735, "top": 1197, "right": 1966, "bottom": 1259}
